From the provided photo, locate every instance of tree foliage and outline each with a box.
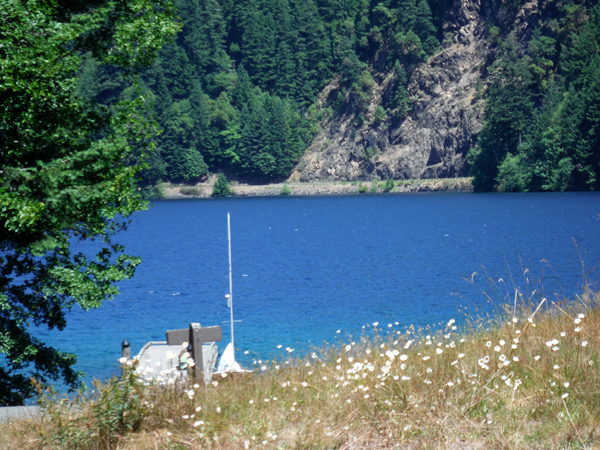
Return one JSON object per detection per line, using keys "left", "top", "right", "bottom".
{"left": 470, "top": 1, "right": 600, "bottom": 192}
{"left": 76, "top": 0, "right": 441, "bottom": 184}
{"left": 211, "top": 173, "right": 232, "bottom": 196}
{"left": 0, "top": 0, "right": 179, "bottom": 405}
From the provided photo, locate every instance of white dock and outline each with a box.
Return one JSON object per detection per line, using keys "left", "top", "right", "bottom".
{"left": 134, "top": 341, "right": 219, "bottom": 385}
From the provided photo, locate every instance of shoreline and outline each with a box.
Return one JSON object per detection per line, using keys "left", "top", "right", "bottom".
{"left": 157, "top": 177, "right": 474, "bottom": 199}
{"left": 3, "top": 291, "right": 598, "bottom": 449}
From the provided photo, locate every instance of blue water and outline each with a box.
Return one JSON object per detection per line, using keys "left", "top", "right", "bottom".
{"left": 35, "top": 192, "right": 600, "bottom": 386}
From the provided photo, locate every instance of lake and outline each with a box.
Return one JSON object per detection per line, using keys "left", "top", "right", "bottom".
{"left": 35, "top": 191, "right": 600, "bottom": 386}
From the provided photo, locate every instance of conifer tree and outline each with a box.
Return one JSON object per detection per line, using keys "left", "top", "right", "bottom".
{"left": 470, "top": 33, "right": 534, "bottom": 191}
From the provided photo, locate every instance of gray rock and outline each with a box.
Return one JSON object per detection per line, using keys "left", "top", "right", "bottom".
{"left": 297, "top": 0, "right": 494, "bottom": 182}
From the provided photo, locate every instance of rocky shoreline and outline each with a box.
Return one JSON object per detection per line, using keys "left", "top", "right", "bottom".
{"left": 159, "top": 177, "right": 473, "bottom": 199}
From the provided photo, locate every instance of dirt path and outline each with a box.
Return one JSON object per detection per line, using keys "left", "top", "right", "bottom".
{"left": 160, "top": 178, "right": 473, "bottom": 199}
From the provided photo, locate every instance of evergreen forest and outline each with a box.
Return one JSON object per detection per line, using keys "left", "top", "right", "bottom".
{"left": 77, "top": 0, "right": 441, "bottom": 185}
{"left": 77, "top": 0, "right": 600, "bottom": 192}
{"left": 469, "top": 0, "right": 600, "bottom": 192}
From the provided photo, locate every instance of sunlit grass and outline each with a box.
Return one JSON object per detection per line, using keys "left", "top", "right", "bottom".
{"left": 2, "top": 288, "right": 599, "bottom": 449}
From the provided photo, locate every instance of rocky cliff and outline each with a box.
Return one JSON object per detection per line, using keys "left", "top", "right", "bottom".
{"left": 294, "top": 0, "right": 511, "bottom": 182}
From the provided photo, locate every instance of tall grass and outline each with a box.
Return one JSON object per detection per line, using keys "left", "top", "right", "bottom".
{"left": 2, "top": 288, "right": 599, "bottom": 449}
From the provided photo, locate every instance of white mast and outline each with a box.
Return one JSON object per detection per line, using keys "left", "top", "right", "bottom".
{"left": 227, "top": 212, "right": 235, "bottom": 355}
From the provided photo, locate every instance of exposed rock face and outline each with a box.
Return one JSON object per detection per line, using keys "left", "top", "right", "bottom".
{"left": 296, "top": 0, "right": 498, "bottom": 182}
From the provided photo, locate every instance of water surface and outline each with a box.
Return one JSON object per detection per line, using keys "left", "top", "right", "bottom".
{"left": 36, "top": 192, "right": 600, "bottom": 384}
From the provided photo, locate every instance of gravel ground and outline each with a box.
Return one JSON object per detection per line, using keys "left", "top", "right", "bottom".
{"left": 161, "top": 178, "right": 473, "bottom": 199}
{"left": 0, "top": 406, "right": 40, "bottom": 422}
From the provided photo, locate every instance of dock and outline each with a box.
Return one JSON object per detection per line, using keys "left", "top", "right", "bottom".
{"left": 123, "top": 322, "right": 222, "bottom": 385}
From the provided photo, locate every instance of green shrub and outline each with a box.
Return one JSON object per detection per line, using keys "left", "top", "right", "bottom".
{"left": 140, "top": 185, "right": 166, "bottom": 200}
{"left": 373, "top": 105, "right": 387, "bottom": 125}
{"left": 38, "top": 365, "right": 148, "bottom": 449}
{"left": 382, "top": 179, "right": 395, "bottom": 192}
{"left": 212, "top": 173, "right": 231, "bottom": 197}
{"left": 356, "top": 113, "right": 366, "bottom": 127}
{"left": 358, "top": 184, "right": 368, "bottom": 193}
{"left": 180, "top": 186, "right": 201, "bottom": 196}
{"left": 489, "top": 26, "right": 501, "bottom": 44}
{"left": 280, "top": 184, "right": 292, "bottom": 195}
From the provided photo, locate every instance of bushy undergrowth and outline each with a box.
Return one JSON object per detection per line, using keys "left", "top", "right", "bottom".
{"left": 3, "top": 289, "right": 600, "bottom": 449}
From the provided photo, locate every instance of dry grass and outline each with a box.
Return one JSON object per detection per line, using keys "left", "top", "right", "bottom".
{"left": 2, "top": 289, "right": 599, "bottom": 450}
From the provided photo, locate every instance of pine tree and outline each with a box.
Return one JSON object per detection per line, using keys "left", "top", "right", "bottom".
{"left": 414, "top": 0, "right": 439, "bottom": 55}
{"left": 392, "top": 60, "right": 411, "bottom": 117}
{"left": 212, "top": 173, "right": 232, "bottom": 196}
{"left": 470, "top": 33, "right": 534, "bottom": 191}
{"left": 232, "top": 64, "right": 255, "bottom": 108}
{"left": 239, "top": 0, "right": 277, "bottom": 90}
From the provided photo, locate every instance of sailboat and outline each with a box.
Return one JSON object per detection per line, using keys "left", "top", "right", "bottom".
{"left": 215, "top": 212, "right": 247, "bottom": 374}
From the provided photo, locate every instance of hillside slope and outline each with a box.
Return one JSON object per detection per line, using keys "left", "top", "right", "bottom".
{"left": 295, "top": 0, "right": 520, "bottom": 182}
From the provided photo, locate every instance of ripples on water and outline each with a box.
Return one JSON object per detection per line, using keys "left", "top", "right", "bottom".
{"left": 35, "top": 192, "right": 600, "bottom": 385}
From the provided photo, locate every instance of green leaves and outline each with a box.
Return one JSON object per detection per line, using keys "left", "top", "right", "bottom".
{"left": 0, "top": 0, "right": 178, "bottom": 405}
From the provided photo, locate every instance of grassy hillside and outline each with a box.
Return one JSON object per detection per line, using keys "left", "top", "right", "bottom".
{"left": 2, "top": 289, "right": 599, "bottom": 449}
